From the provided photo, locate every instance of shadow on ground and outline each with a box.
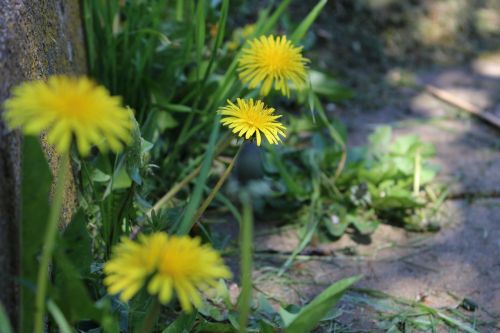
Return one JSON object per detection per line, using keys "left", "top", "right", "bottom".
{"left": 250, "top": 52, "right": 500, "bottom": 331}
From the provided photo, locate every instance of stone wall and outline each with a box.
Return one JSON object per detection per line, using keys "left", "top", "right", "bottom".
{"left": 0, "top": 0, "right": 86, "bottom": 326}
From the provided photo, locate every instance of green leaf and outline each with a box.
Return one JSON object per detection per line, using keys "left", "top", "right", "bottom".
{"left": 157, "top": 111, "right": 179, "bottom": 131}
{"left": 283, "top": 276, "right": 361, "bottom": 333}
{"left": 112, "top": 167, "right": 133, "bottom": 190}
{"left": 195, "top": 321, "right": 236, "bottom": 332}
{"left": 20, "top": 136, "right": 52, "bottom": 333}
{"left": 268, "top": 148, "right": 305, "bottom": 197}
{"left": 53, "top": 249, "right": 119, "bottom": 331}
{"left": 390, "top": 135, "right": 419, "bottom": 155}
{"left": 177, "top": 114, "right": 220, "bottom": 234}
{"left": 0, "top": 302, "right": 13, "bottom": 333}
{"left": 162, "top": 312, "right": 197, "bottom": 333}
{"left": 290, "top": 0, "right": 327, "bottom": 43}
{"left": 279, "top": 307, "right": 299, "bottom": 327}
{"left": 47, "top": 300, "right": 73, "bottom": 333}
{"left": 194, "top": 0, "right": 206, "bottom": 81}
{"left": 420, "top": 167, "right": 437, "bottom": 184}
{"left": 91, "top": 168, "right": 111, "bottom": 182}
{"left": 393, "top": 156, "right": 414, "bottom": 175}
{"left": 258, "top": 0, "right": 292, "bottom": 36}
{"left": 348, "top": 214, "right": 380, "bottom": 235}
{"left": 258, "top": 320, "right": 276, "bottom": 333}
{"left": 323, "top": 206, "right": 349, "bottom": 237}
{"left": 61, "top": 210, "right": 92, "bottom": 276}
{"left": 237, "top": 193, "right": 253, "bottom": 331}
{"left": 308, "top": 70, "right": 353, "bottom": 101}
{"left": 53, "top": 250, "right": 100, "bottom": 323}
{"left": 368, "top": 126, "right": 392, "bottom": 157}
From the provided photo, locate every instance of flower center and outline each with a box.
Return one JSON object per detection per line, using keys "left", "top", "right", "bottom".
{"left": 262, "top": 48, "right": 289, "bottom": 73}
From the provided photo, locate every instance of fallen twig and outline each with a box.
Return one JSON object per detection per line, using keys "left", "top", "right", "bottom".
{"left": 425, "top": 85, "right": 500, "bottom": 129}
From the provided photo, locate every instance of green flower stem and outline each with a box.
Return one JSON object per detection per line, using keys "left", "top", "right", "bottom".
{"left": 238, "top": 192, "right": 253, "bottom": 333}
{"left": 138, "top": 298, "right": 161, "bottom": 333}
{"left": 413, "top": 148, "right": 422, "bottom": 196}
{"left": 192, "top": 144, "right": 243, "bottom": 223}
{"left": 34, "top": 152, "right": 70, "bottom": 333}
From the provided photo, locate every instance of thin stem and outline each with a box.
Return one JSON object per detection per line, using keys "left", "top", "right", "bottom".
{"left": 193, "top": 144, "right": 243, "bottom": 223}
{"left": 238, "top": 191, "right": 253, "bottom": 333}
{"left": 34, "top": 152, "right": 70, "bottom": 333}
{"left": 148, "top": 165, "right": 202, "bottom": 216}
{"left": 138, "top": 298, "right": 161, "bottom": 333}
{"left": 413, "top": 148, "right": 422, "bottom": 196}
{"left": 148, "top": 133, "right": 232, "bottom": 217}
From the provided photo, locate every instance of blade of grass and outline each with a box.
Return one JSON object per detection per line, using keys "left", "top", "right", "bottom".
{"left": 195, "top": 0, "right": 206, "bottom": 82}
{"left": 193, "top": 144, "right": 242, "bottom": 222}
{"left": 313, "top": 94, "right": 346, "bottom": 178}
{"left": 47, "top": 300, "right": 73, "bottom": 333}
{"left": 201, "top": 0, "right": 229, "bottom": 85}
{"left": 238, "top": 192, "right": 254, "bottom": 333}
{"left": 176, "top": 0, "right": 184, "bottom": 21}
{"left": 176, "top": 115, "right": 221, "bottom": 235}
{"left": 278, "top": 178, "right": 321, "bottom": 276}
{"left": 413, "top": 148, "right": 421, "bottom": 195}
{"left": 204, "top": 0, "right": 292, "bottom": 114}
{"left": 417, "top": 304, "right": 481, "bottom": 333}
{"left": 257, "top": 0, "right": 292, "bottom": 36}
{"left": 268, "top": 148, "right": 304, "bottom": 197}
{"left": 0, "top": 303, "right": 13, "bottom": 333}
{"left": 290, "top": 0, "right": 327, "bottom": 44}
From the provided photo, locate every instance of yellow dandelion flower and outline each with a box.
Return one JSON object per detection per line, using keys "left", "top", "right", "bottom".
{"left": 3, "top": 76, "right": 132, "bottom": 156}
{"left": 104, "top": 232, "right": 232, "bottom": 313}
{"left": 218, "top": 98, "right": 286, "bottom": 146}
{"left": 148, "top": 235, "right": 232, "bottom": 312}
{"left": 238, "top": 35, "right": 309, "bottom": 96}
{"left": 104, "top": 233, "right": 166, "bottom": 302}
{"left": 241, "top": 24, "right": 256, "bottom": 39}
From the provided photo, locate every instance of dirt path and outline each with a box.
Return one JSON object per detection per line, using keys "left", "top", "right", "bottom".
{"left": 251, "top": 53, "right": 500, "bottom": 332}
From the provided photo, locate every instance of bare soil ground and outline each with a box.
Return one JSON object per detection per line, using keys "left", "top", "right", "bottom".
{"left": 251, "top": 53, "right": 500, "bottom": 332}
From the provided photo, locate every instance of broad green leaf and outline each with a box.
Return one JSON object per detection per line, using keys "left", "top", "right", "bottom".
{"left": 91, "top": 169, "right": 111, "bottom": 182}
{"left": 61, "top": 210, "right": 92, "bottom": 276}
{"left": 368, "top": 126, "right": 392, "bottom": 157}
{"left": 53, "top": 250, "right": 100, "bottom": 323}
{"left": 157, "top": 111, "right": 179, "bottom": 131}
{"left": 420, "top": 167, "right": 437, "bottom": 184}
{"left": 279, "top": 307, "right": 299, "bottom": 327}
{"left": 390, "top": 135, "right": 419, "bottom": 155}
{"left": 53, "top": 249, "right": 119, "bottom": 332}
{"left": 308, "top": 69, "right": 354, "bottom": 101}
{"left": 258, "top": 320, "right": 276, "bottom": 333}
{"left": 112, "top": 167, "right": 133, "bottom": 190}
{"left": 349, "top": 214, "right": 380, "bottom": 235}
{"left": 20, "top": 136, "right": 52, "bottom": 333}
{"left": 195, "top": 321, "right": 236, "bottom": 332}
{"left": 393, "top": 156, "right": 414, "bottom": 175}
{"left": 162, "top": 312, "right": 197, "bottom": 333}
{"left": 323, "top": 206, "right": 349, "bottom": 237}
{"left": 283, "top": 276, "right": 361, "bottom": 333}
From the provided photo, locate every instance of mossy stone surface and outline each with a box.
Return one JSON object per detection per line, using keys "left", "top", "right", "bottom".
{"left": 0, "top": 0, "right": 86, "bottom": 326}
